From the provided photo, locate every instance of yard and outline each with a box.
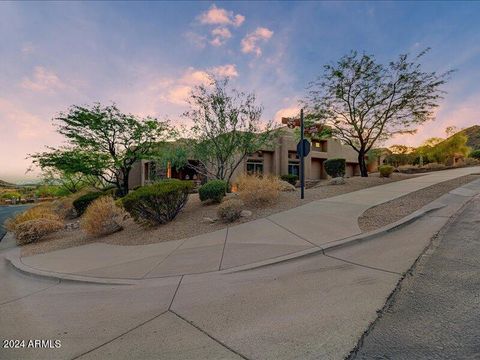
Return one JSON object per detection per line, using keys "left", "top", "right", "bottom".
{"left": 20, "top": 173, "right": 416, "bottom": 256}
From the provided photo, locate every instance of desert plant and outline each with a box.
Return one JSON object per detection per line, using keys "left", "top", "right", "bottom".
{"left": 0, "top": 192, "right": 21, "bottom": 200}
{"left": 73, "top": 191, "right": 105, "bottom": 216}
{"left": 217, "top": 198, "right": 244, "bottom": 223}
{"left": 469, "top": 149, "right": 480, "bottom": 160}
{"left": 280, "top": 174, "right": 298, "bottom": 186}
{"left": 81, "top": 196, "right": 127, "bottom": 236}
{"left": 423, "top": 162, "right": 447, "bottom": 170}
{"left": 465, "top": 157, "right": 480, "bottom": 166}
{"left": 14, "top": 218, "right": 64, "bottom": 245}
{"left": 5, "top": 204, "right": 61, "bottom": 232}
{"left": 198, "top": 180, "right": 227, "bottom": 203}
{"left": 236, "top": 174, "right": 280, "bottom": 206}
{"left": 324, "top": 158, "right": 346, "bottom": 178}
{"left": 379, "top": 165, "right": 394, "bottom": 178}
{"left": 121, "top": 179, "right": 193, "bottom": 226}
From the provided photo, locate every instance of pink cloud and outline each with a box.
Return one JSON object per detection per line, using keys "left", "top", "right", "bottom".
{"left": 198, "top": 5, "right": 245, "bottom": 27}
{"left": 241, "top": 27, "right": 274, "bottom": 56}
{"left": 20, "top": 66, "right": 66, "bottom": 92}
{"left": 210, "top": 27, "right": 232, "bottom": 46}
{"left": 274, "top": 105, "right": 300, "bottom": 123}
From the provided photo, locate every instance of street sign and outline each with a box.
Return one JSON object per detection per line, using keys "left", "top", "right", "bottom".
{"left": 296, "top": 139, "right": 310, "bottom": 157}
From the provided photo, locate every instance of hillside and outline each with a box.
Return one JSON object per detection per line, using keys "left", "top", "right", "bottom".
{"left": 457, "top": 125, "right": 480, "bottom": 150}
{"left": 0, "top": 179, "right": 16, "bottom": 188}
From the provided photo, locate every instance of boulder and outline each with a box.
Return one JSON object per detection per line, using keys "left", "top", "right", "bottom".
{"left": 278, "top": 180, "right": 296, "bottom": 192}
{"left": 240, "top": 210, "right": 252, "bottom": 218}
{"left": 329, "top": 177, "right": 346, "bottom": 185}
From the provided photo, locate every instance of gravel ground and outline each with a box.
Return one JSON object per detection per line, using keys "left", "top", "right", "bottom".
{"left": 21, "top": 173, "right": 415, "bottom": 257}
{"left": 358, "top": 174, "right": 480, "bottom": 232}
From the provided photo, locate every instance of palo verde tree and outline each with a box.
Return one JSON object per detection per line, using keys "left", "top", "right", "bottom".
{"left": 304, "top": 49, "right": 453, "bottom": 177}
{"left": 183, "top": 76, "right": 277, "bottom": 184}
{"left": 31, "top": 104, "right": 172, "bottom": 196}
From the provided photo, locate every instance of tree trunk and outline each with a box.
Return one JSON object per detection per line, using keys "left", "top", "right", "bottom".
{"left": 120, "top": 168, "right": 129, "bottom": 196}
{"left": 358, "top": 150, "right": 368, "bottom": 177}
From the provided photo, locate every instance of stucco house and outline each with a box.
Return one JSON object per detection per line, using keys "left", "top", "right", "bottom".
{"left": 128, "top": 127, "right": 361, "bottom": 189}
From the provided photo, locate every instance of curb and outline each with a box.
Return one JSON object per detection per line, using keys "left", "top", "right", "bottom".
{"left": 5, "top": 203, "right": 446, "bottom": 283}
{"left": 222, "top": 204, "right": 446, "bottom": 274}
{"left": 5, "top": 252, "right": 138, "bottom": 285}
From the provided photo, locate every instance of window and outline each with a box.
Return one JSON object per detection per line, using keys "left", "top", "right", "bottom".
{"left": 144, "top": 162, "right": 150, "bottom": 181}
{"left": 288, "top": 161, "right": 300, "bottom": 177}
{"left": 312, "top": 140, "right": 328, "bottom": 152}
{"left": 246, "top": 159, "right": 263, "bottom": 175}
{"left": 288, "top": 151, "right": 299, "bottom": 160}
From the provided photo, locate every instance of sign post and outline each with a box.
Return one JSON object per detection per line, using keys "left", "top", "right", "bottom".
{"left": 282, "top": 109, "right": 312, "bottom": 200}
{"left": 300, "top": 109, "right": 305, "bottom": 199}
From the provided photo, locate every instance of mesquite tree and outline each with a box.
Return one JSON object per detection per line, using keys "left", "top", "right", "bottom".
{"left": 31, "top": 104, "right": 172, "bottom": 196}
{"left": 184, "top": 77, "right": 277, "bottom": 184}
{"left": 304, "top": 49, "right": 452, "bottom": 177}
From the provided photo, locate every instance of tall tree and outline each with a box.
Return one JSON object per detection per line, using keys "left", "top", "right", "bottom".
{"left": 304, "top": 49, "right": 452, "bottom": 176}
{"left": 31, "top": 104, "right": 172, "bottom": 196}
{"left": 183, "top": 77, "right": 277, "bottom": 184}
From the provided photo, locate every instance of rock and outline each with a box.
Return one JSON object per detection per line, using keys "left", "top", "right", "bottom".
{"left": 240, "top": 210, "right": 252, "bottom": 217}
{"left": 329, "top": 177, "right": 346, "bottom": 185}
{"left": 278, "top": 180, "right": 296, "bottom": 192}
{"left": 202, "top": 217, "right": 217, "bottom": 223}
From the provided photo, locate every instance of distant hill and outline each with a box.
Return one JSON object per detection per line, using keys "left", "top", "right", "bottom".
{"left": 0, "top": 179, "right": 16, "bottom": 188}
{"left": 457, "top": 125, "right": 480, "bottom": 150}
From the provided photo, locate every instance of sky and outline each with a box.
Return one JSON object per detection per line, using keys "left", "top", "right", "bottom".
{"left": 1, "top": 1, "right": 479, "bottom": 183}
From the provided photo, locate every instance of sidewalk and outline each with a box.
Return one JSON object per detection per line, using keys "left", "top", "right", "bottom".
{"left": 10, "top": 166, "right": 480, "bottom": 280}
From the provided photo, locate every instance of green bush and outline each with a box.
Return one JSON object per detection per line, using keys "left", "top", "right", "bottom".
{"left": 324, "top": 158, "right": 346, "bottom": 178}
{"left": 379, "top": 165, "right": 395, "bottom": 178}
{"left": 198, "top": 180, "right": 227, "bottom": 203}
{"left": 121, "top": 179, "right": 193, "bottom": 226}
{"left": 0, "top": 192, "right": 21, "bottom": 200}
{"left": 469, "top": 149, "right": 480, "bottom": 159}
{"left": 73, "top": 191, "right": 105, "bottom": 216}
{"left": 280, "top": 174, "right": 298, "bottom": 186}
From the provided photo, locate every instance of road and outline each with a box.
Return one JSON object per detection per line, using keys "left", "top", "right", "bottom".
{"left": 0, "top": 183, "right": 478, "bottom": 359}
{"left": 351, "top": 196, "right": 480, "bottom": 360}
{"left": 0, "top": 205, "right": 30, "bottom": 240}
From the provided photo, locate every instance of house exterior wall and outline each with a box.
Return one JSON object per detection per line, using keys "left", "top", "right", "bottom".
{"left": 228, "top": 127, "right": 361, "bottom": 183}
{"left": 128, "top": 127, "right": 361, "bottom": 190}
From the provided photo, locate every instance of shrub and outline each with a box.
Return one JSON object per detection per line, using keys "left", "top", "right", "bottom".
{"left": 423, "top": 162, "right": 446, "bottom": 170}
{"left": 14, "top": 218, "right": 64, "bottom": 245}
{"left": 73, "top": 192, "right": 105, "bottom": 216}
{"left": 324, "top": 158, "right": 346, "bottom": 178}
{"left": 0, "top": 192, "right": 21, "bottom": 200}
{"left": 396, "top": 164, "right": 418, "bottom": 173}
{"left": 236, "top": 175, "right": 280, "bottom": 206}
{"left": 81, "top": 196, "right": 127, "bottom": 236}
{"left": 121, "top": 179, "right": 193, "bottom": 226}
{"left": 469, "top": 149, "right": 480, "bottom": 159}
{"left": 198, "top": 180, "right": 227, "bottom": 203}
{"left": 5, "top": 204, "right": 61, "bottom": 233}
{"left": 465, "top": 157, "right": 480, "bottom": 166}
{"left": 379, "top": 165, "right": 394, "bottom": 178}
{"left": 280, "top": 174, "right": 298, "bottom": 186}
{"left": 217, "top": 198, "right": 244, "bottom": 223}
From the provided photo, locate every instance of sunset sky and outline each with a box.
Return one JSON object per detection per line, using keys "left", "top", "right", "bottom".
{"left": 1, "top": 1, "right": 479, "bottom": 183}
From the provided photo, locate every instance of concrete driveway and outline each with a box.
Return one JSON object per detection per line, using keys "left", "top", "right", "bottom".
{"left": 1, "top": 177, "right": 479, "bottom": 359}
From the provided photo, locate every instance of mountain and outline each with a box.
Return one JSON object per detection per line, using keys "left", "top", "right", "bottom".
{"left": 457, "top": 125, "right": 480, "bottom": 150}
{"left": 0, "top": 179, "right": 16, "bottom": 188}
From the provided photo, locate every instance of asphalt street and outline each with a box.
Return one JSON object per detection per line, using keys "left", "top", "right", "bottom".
{"left": 352, "top": 196, "right": 480, "bottom": 360}
{"left": 0, "top": 205, "right": 31, "bottom": 240}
